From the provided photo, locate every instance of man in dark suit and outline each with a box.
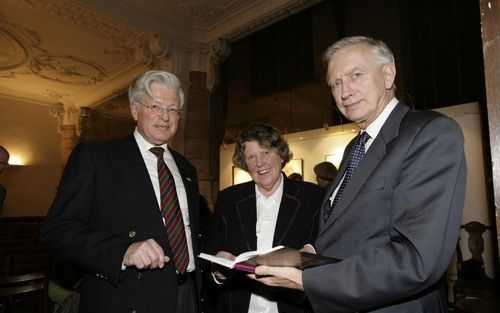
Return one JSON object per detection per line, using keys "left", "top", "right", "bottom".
{"left": 40, "top": 70, "right": 201, "bottom": 313}
{"left": 251, "top": 36, "right": 467, "bottom": 313}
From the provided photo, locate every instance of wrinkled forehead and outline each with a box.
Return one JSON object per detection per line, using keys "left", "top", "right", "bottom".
{"left": 327, "top": 44, "right": 374, "bottom": 78}
{"left": 242, "top": 139, "right": 275, "bottom": 154}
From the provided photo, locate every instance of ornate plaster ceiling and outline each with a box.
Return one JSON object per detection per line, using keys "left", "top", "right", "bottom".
{"left": 0, "top": 0, "right": 320, "bottom": 110}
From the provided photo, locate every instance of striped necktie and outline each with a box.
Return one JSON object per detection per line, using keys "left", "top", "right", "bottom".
{"left": 150, "top": 147, "right": 189, "bottom": 273}
{"left": 324, "top": 131, "right": 370, "bottom": 221}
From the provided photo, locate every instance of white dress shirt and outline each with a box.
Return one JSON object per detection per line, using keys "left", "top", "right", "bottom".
{"left": 134, "top": 129, "right": 195, "bottom": 272}
{"left": 329, "top": 97, "right": 399, "bottom": 206}
{"left": 248, "top": 174, "right": 284, "bottom": 313}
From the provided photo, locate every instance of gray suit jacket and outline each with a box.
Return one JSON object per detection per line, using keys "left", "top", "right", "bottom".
{"left": 303, "top": 102, "right": 467, "bottom": 312}
{"left": 40, "top": 135, "right": 201, "bottom": 313}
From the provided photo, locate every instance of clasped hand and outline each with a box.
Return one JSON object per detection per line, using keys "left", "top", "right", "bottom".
{"left": 248, "top": 265, "right": 304, "bottom": 291}
{"left": 247, "top": 244, "right": 314, "bottom": 291}
{"left": 123, "top": 238, "right": 170, "bottom": 269}
{"left": 212, "top": 251, "right": 237, "bottom": 282}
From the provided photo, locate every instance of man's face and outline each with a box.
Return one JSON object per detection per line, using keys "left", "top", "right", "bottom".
{"left": 130, "top": 82, "right": 181, "bottom": 146}
{"left": 327, "top": 43, "right": 395, "bottom": 129}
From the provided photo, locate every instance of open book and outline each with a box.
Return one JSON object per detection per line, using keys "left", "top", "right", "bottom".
{"left": 198, "top": 245, "right": 337, "bottom": 273}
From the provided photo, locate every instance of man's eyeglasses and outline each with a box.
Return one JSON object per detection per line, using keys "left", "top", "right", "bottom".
{"left": 138, "top": 102, "right": 182, "bottom": 115}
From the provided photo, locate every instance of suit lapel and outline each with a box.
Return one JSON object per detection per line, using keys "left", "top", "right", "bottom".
{"left": 234, "top": 175, "right": 301, "bottom": 249}
{"left": 235, "top": 182, "right": 258, "bottom": 251}
{"left": 321, "top": 103, "right": 410, "bottom": 232}
{"left": 273, "top": 176, "right": 300, "bottom": 246}
{"left": 169, "top": 148, "right": 197, "bottom": 225}
{"left": 113, "top": 136, "right": 168, "bottom": 244}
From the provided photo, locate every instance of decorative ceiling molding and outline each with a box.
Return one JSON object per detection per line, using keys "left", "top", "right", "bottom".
{"left": 0, "top": 0, "right": 321, "bottom": 112}
{"left": 177, "top": 0, "right": 245, "bottom": 22}
{"left": 30, "top": 48, "right": 106, "bottom": 85}
{"left": 42, "top": 89, "right": 69, "bottom": 101}
{"left": 0, "top": 25, "right": 29, "bottom": 70}
{"left": 10, "top": 0, "right": 141, "bottom": 41}
{"left": 0, "top": 16, "right": 107, "bottom": 86}
{"left": 223, "top": 0, "right": 322, "bottom": 42}
{"left": 0, "top": 13, "right": 39, "bottom": 71}
{"left": 0, "top": 0, "right": 153, "bottom": 107}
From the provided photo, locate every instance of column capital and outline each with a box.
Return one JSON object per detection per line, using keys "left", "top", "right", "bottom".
{"left": 49, "top": 103, "right": 93, "bottom": 138}
{"left": 207, "top": 38, "right": 231, "bottom": 92}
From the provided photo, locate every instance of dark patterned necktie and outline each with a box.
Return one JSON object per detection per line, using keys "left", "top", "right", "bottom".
{"left": 150, "top": 147, "right": 189, "bottom": 273}
{"left": 324, "top": 132, "right": 370, "bottom": 221}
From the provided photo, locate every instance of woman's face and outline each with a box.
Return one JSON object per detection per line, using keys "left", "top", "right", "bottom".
{"left": 243, "top": 140, "right": 283, "bottom": 197}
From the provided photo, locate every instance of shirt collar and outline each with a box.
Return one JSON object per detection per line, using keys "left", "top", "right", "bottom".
{"left": 364, "top": 97, "right": 398, "bottom": 140}
{"left": 134, "top": 128, "right": 168, "bottom": 153}
{"left": 255, "top": 172, "right": 284, "bottom": 201}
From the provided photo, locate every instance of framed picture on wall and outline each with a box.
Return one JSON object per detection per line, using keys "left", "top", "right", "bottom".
{"left": 283, "top": 158, "right": 303, "bottom": 177}
{"left": 232, "top": 166, "right": 252, "bottom": 185}
{"left": 325, "top": 154, "right": 342, "bottom": 168}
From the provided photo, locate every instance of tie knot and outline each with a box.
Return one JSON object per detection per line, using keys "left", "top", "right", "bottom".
{"left": 150, "top": 147, "right": 165, "bottom": 158}
{"left": 358, "top": 131, "right": 370, "bottom": 146}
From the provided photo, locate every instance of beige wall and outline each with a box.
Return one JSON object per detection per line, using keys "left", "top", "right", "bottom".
{"left": 0, "top": 95, "right": 137, "bottom": 217}
{"left": 219, "top": 102, "right": 494, "bottom": 278}
{"left": 438, "top": 103, "right": 493, "bottom": 279}
{"left": 0, "top": 97, "right": 62, "bottom": 217}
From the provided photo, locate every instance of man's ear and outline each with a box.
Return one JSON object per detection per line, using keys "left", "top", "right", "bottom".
{"left": 130, "top": 103, "right": 139, "bottom": 121}
{"left": 382, "top": 63, "right": 396, "bottom": 89}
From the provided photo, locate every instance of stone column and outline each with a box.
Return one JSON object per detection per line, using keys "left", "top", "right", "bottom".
{"left": 182, "top": 39, "right": 231, "bottom": 209}
{"left": 184, "top": 72, "right": 216, "bottom": 208}
{"left": 60, "top": 124, "right": 78, "bottom": 168}
{"left": 50, "top": 103, "right": 93, "bottom": 168}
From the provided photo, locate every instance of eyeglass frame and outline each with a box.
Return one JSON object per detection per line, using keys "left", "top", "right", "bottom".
{"left": 137, "top": 102, "right": 183, "bottom": 115}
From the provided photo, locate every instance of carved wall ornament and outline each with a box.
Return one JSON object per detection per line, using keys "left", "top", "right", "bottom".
{"left": 134, "top": 33, "right": 175, "bottom": 71}
{"left": 42, "top": 89, "right": 69, "bottom": 101}
{"left": 104, "top": 44, "right": 136, "bottom": 60}
{"left": 207, "top": 38, "right": 231, "bottom": 92}
{"left": 49, "top": 102, "right": 93, "bottom": 137}
{"left": 30, "top": 48, "right": 106, "bottom": 85}
{"left": 134, "top": 40, "right": 154, "bottom": 65}
{"left": 77, "top": 107, "right": 93, "bottom": 138}
{"left": 149, "top": 33, "right": 170, "bottom": 59}
{"left": 49, "top": 102, "right": 67, "bottom": 134}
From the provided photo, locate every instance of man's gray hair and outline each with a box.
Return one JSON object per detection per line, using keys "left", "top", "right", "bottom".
{"left": 128, "top": 70, "right": 185, "bottom": 108}
{"left": 323, "top": 36, "right": 395, "bottom": 67}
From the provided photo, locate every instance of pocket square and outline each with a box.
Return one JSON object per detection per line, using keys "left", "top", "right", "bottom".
{"left": 186, "top": 177, "right": 192, "bottom": 182}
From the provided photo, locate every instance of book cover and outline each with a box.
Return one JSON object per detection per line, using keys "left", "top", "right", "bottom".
{"left": 198, "top": 246, "right": 337, "bottom": 273}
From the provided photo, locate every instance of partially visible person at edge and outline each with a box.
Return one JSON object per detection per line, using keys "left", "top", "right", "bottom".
{"left": 205, "top": 123, "right": 324, "bottom": 313}
{"left": 39, "top": 70, "right": 202, "bottom": 313}
{"left": 0, "top": 145, "right": 10, "bottom": 214}
{"left": 288, "top": 172, "right": 303, "bottom": 181}
{"left": 313, "top": 161, "right": 338, "bottom": 190}
{"left": 250, "top": 36, "right": 467, "bottom": 313}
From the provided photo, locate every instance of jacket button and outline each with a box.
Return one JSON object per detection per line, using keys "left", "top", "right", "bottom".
{"left": 128, "top": 230, "right": 136, "bottom": 238}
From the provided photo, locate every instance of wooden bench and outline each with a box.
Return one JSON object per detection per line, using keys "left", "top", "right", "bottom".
{"left": 0, "top": 272, "right": 47, "bottom": 313}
